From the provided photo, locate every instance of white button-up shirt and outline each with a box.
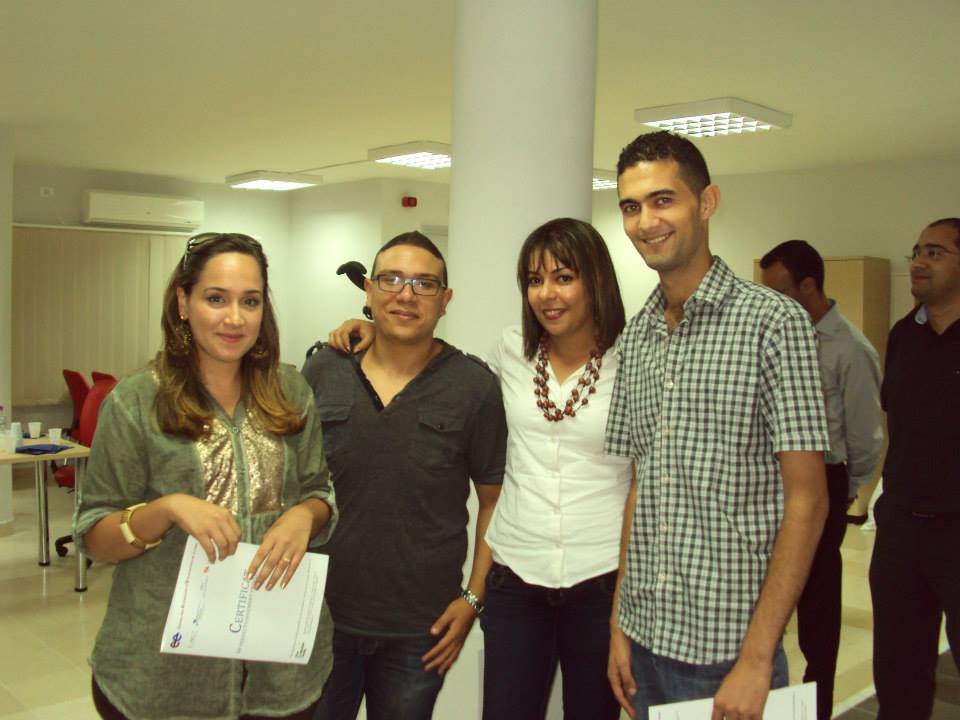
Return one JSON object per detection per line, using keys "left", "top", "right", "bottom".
{"left": 485, "top": 326, "right": 632, "bottom": 588}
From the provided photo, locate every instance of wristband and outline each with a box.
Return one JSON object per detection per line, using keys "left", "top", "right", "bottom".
{"left": 460, "top": 588, "right": 484, "bottom": 615}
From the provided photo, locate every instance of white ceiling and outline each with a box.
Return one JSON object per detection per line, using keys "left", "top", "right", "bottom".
{"left": 2, "top": 0, "right": 959, "bottom": 186}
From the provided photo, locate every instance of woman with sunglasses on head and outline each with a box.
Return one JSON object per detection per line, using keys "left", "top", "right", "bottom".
{"left": 75, "top": 233, "right": 337, "bottom": 720}
{"left": 328, "top": 218, "right": 631, "bottom": 719}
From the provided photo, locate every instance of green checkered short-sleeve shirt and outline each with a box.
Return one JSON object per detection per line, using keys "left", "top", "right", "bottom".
{"left": 605, "top": 257, "right": 829, "bottom": 664}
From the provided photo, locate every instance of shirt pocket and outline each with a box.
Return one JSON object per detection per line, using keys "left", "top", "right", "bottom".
{"left": 317, "top": 400, "right": 354, "bottom": 464}
{"left": 409, "top": 409, "right": 465, "bottom": 471}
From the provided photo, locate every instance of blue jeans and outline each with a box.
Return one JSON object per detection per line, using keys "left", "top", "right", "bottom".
{"left": 628, "top": 641, "right": 789, "bottom": 720}
{"left": 313, "top": 629, "right": 444, "bottom": 720}
{"left": 480, "top": 563, "right": 620, "bottom": 720}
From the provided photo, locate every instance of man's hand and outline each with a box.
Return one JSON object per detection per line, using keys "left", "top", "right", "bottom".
{"left": 328, "top": 319, "right": 375, "bottom": 354}
{"left": 711, "top": 656, "right": 773, "bottom": 720}
{"left": 421, "top": 597, "right": 477, "bottom": 675}
{"left": 607, "top": 623, "right": 637, "bottom": 718}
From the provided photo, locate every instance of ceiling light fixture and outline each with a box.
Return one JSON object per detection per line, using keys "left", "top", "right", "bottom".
{"left": 226, "top": 170, "right": 321, "bottom": 191}
{"left": 228, "top": 143, "right": 612, "bottom": 191}
{"left": 634, "top": 97, "right": 792, "bottom": 138}
{"left": 368, "top": 141, "right": 452, "bottom": 170}
{"left": 592, "top": 169, "right": 617, "bottom": 191}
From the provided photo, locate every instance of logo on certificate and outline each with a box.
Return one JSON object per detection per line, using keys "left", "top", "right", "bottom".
{"left": 170, "top": 632, "right": 183, "bottom": 649}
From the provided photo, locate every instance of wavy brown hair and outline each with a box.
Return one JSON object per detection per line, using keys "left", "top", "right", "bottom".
{"left": 516, "top": 218, "right": 626, "bottom": 360}
{"left": 154, "top": 233, "right": 305, "bottom": 439}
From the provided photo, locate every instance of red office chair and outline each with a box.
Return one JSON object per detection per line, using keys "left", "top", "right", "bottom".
{"left": 91, "top": 371, "right": 117, "bottom": 385}
{"left": 62, "top": 369, "right": 91, "bottom": 436}
{"left": 53, "top": 375, "right": 118, "bottom": 560}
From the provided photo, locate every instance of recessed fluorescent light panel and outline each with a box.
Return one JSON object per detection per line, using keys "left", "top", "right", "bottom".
{"left": 368, "top": 141, "right": 452, "bottom": 170}
{"left": 592, "top": 170, "right": 617, "bottom": 191}
{"left": 635, "top": 97, "right": 792, "bottom": 138}
{"left": 226, "top": 171, "right": 321, "bottom": 191}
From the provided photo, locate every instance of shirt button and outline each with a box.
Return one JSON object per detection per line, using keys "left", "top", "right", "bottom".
{"left": 662, "top": 427, "right": 671, "bottom": 436}
{"left": 660, "top": 475, "right": 669, "bottom": 483}
{"left": 665, "top": 379, "right": 675, "bottom": 390}
{"left": 657, "top": 572, "right": 667, "bottom": 583}
{"left": 661, "top": 524, "right": 671, "bottom": 534}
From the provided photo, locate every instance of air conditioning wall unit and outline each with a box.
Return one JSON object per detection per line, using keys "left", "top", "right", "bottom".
{"left": 83, "top": 190, "right": 204, "bottom": 230}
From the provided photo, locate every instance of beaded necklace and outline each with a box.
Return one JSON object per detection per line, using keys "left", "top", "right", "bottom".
{"left": 533, "top": 339, "right": 602, "bottom": 422}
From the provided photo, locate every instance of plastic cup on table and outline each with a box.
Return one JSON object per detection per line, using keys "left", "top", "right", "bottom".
{"left": 28, "top": 421, "right": 42, "bottom": 438}
{"left": 48, "top": 428, "right": 62, "bottom": 444}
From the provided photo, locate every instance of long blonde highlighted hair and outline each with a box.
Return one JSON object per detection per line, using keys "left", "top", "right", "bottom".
{"left": 154, "top": 233, "right": 305, "bottom": 439}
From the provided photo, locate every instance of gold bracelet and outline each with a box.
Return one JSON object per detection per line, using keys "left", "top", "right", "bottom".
{"left": 119, "top": 502, "right": 162, "bottom": 550}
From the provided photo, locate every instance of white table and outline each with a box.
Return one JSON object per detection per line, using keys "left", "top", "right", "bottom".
{"left": 0, "top": 437, "right": 91, "bottom": 591}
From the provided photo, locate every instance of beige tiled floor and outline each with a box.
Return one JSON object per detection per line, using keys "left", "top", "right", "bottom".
{"left": 0, "top": 469, "right": 884, "bottom": 719}
{"left": 0, "top": 470, "right": 111, "bottom": 720}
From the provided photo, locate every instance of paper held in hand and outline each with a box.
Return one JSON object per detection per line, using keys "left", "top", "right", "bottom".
{"left": 649, "top": 682, "right": 817, "bottom": 719}
{"left": 160, "top": 536, "right": 329, "bottom": 664}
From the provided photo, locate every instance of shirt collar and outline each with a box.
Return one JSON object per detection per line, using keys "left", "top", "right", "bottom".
{"left": 639, "top": 256, "right": 737, "bottom": 324}
{"left": 814, "top": 299, "right": 841, "bottom": 335}
{"left": 689, "top": 256, "right": 737, "bottom": 310}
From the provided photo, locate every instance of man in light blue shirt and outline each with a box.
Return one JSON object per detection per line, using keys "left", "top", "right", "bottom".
{"left": 761, "top": 239, "right": 884, "bottom": 720}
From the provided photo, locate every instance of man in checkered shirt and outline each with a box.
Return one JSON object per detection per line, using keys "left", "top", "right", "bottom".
{"left": 604, "top": 131, "right": 830, "bottom": 720}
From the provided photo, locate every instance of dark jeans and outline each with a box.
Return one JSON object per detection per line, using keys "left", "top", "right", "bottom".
{"left": 628, "top": 641, "right": 789, "bottom": 719}
{"left": 312, "top": 629, "right": 445, "bottom": 720}
{"left": 869, "top": 495, "right": 960, "bottom": 719}
{"left": 479, "top": 563, "right": 620, "bottom": 720}
{"left": 92, "top": 677, "right": 318, "bottom": 720}
{"left": 796, "top": 462, "right": 849, "bottom": 720}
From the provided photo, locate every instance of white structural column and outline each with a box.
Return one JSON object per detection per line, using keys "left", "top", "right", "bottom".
{"left": 434, "top": 4, "right": 598, "bottom": 720}
{"left": 444, "top": 0, "right": 598, "bottom": 355}
{"left": 0, "top": 126, "right": 13, "bottom": 523}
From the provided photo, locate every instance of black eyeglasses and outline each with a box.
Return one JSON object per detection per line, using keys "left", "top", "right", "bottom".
{"left": 182, "top": 233, "right": 263, "bottom": 270}
{"left": 373, "top": 273, "right": 446, "bottom": 296}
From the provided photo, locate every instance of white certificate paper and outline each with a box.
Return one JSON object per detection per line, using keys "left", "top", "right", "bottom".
{"left": 649, "top": 682, "right": 816, "bottom": 719}
{"left": 160, "top": 536, "right": 329, "bottom": 664}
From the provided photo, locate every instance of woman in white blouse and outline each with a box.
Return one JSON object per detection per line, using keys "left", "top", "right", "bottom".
{"left": 480, "top": 218, "right": 630, "bottom": 720}
{"left": 328, "top": 218, "right": 631, "bottom": 719}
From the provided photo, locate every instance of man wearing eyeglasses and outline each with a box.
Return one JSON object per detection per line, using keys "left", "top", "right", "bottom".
{"left": 870, "top": 218, "right": 960, "bottom": 719}
{"left": 302, "top": 231, "right": 507, "bottom": 720}
{"left": 759, "top": 240, "right": 884, "bottom": 720}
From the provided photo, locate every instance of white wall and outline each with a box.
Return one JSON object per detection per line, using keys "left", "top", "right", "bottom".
{"left": 12, "top": 166, "right": 453, "bottom": 370}
{"left": 0, "top": 127, "right": 13, "bottom": 523}
{"left": 591, "top": 154, "right": 960, "bottom": 324}
{"left": 13, "top": 163, "right": 294, "bottom": 356}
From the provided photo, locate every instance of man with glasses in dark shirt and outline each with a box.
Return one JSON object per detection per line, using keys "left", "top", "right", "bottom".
{"left": 303, "top": 231, "right": 507, "bottom": 720}
{"left": 870, "top": 218, "right": 960, "bottom": 719}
